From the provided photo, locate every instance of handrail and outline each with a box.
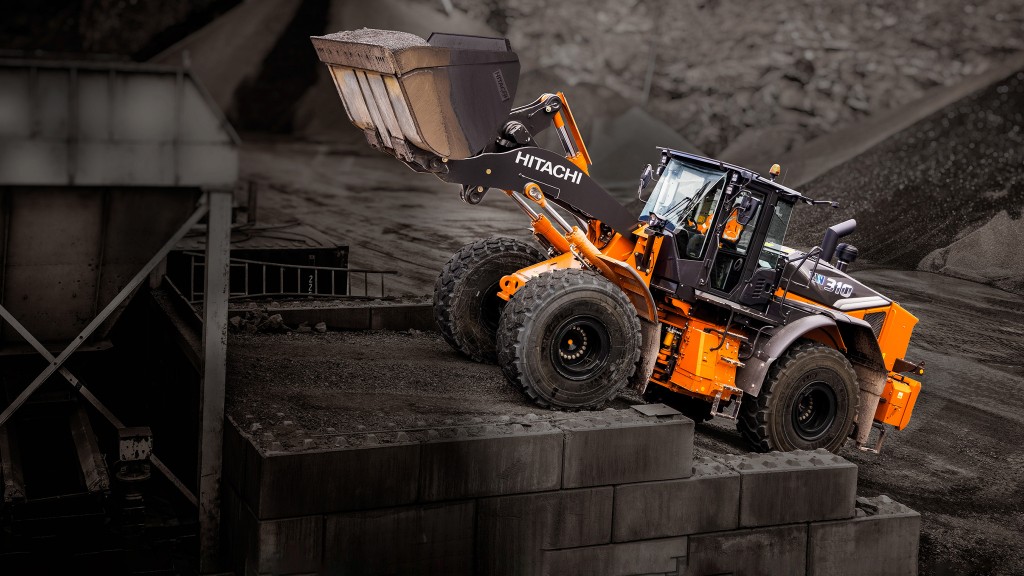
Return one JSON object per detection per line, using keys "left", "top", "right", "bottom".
{"left": 182, "top": 251, "right": 397, "bottom": 302}
{"left": 775, "top": 246, "right": 822, "bottom": 320}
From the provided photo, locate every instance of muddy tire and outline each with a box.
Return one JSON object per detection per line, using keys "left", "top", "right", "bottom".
{"left": 434, "top": 237, "right": 545, "bottom": 363}
{"left": 496, "top": 269, "right": 641, "bottom": 409}
{"left": 737, "top": 341, "right": 858, "bottom": 453}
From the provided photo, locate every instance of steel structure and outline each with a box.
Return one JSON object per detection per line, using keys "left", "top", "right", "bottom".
{"left": 0, "top": 57, "right": 237, "bottom": 572}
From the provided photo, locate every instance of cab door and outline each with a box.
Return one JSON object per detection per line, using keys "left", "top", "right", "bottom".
{"left": 705, "top": 190, "right": 768, "bottom": 296}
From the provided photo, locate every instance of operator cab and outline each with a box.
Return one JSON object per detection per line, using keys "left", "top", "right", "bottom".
{"left": 640, "top": 150, "right": 798, "bottom": 308}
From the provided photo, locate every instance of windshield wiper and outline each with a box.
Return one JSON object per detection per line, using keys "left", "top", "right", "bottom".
{"left": 661, "top": 177, "right": 717, "bottom": 222}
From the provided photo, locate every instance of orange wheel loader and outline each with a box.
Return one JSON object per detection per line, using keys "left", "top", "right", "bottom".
{"left": 309, "top": 29, "right": 924, "bottom": 453}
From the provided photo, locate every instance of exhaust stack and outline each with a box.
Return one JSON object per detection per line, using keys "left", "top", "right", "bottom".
{"left": 310, "top": 29, "right": 520, "bottom": 165}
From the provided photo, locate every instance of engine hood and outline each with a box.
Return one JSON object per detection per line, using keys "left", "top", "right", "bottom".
{"left": 779, "top": 251, "right": 889, "bottom": 311}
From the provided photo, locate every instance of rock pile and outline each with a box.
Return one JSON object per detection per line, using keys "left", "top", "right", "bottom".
{"left": 229, "top": 311, "right": 327, "bottom": 334}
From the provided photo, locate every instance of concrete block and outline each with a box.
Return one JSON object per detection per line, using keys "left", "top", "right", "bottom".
{"left": 223, "top": 418, "right": 245, "bottom": 494}
{"left": 683, "top": 524, "right": 807, "bottom": 576}
{"left": 723, "top": 449, "right": 856, "bottom": 527}
{"left": 241, "top": 432, "right": 263, "bottom": 511}
{"left": 613, "top": 456, "right": 739, "bottom": 542}
{"left": 224, "top": 485, "right": 323, "bottom": 575}
{"left": 540, "top": 536, "right": 688, "bottom": 576}
{"left": 250, "top": 515, "right": 323, "bottom": 575}
{"left": 808, "top": 495, "right": 921, "bottom": 576}
{"left": 561, "top": 418, "right": 693, "bottom": 488}
{"left": 370, "top": 304, "right": 434, "bottom": 331}
{"left": 220, "top": 485, "right": 253, "bottom": 576}
{"left": 477, "top": 487, "right": 613, "bottom": 576}
{"left": 324, "top": 501, "right": 475, "bottom": 575}
{"left": 274, "top": 305, "right": 371, "bottom": 331}
{"left": 419, "top": 431, "right": 562, "bottom": 501}
{"left": 254, "top": 443, "right": 420, "bottom": 519}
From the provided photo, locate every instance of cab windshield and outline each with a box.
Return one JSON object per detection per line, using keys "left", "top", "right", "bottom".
{"left": 641, "top": 159, "right": 727, "bottom": 231}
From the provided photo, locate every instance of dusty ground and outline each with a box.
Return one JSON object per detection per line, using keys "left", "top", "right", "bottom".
{"left": 226, "top": 330, "right": 641, "bottom": 450}
{"left": 227, "top": 265, "right": 1024, "bottom": 575}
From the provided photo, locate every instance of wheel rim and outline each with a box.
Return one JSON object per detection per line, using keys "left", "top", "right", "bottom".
{"left": 549, "top": 315, "right": 610, "bottom": 381}
{"left": 791, "top": 381, "right": 838, "bottom": 441}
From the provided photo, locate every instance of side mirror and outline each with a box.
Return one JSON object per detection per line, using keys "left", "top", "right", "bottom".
{"left": 736, "top": 194, "right": 761, "bottom": 225}
{"left": 637, "top": 164, "right": 655, "bottom": 201}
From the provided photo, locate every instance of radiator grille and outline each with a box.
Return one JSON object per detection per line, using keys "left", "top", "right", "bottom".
{"left": 864, "top": 312, "right": 886, "bottom": 338}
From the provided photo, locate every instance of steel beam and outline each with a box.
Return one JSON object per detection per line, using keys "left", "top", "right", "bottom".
{"left": 0, "top": 424, "right": 24, "bottom": 502}
{"left": 0, "top": 200, "right": 209, "bottom": 428}
{"left": 0, "top": 201, "right": 209, "bottom": 507}
{"left": 69, "top": 403, "right": 110, "bottom": 494}
{"left": 0, "top": 261, "right": 199, "bottom": 506}
{"left": 198, "top": 188, "right": 232, "bottom": 572}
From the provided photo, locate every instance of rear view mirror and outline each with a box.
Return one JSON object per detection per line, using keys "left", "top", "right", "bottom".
{"left": 736, "top": 194, "right": 761, "bottom": 225}
{"left": 637, "top": 164, "right": 655, "bottom": 201}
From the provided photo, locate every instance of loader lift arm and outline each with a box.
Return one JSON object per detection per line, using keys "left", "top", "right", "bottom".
{"left": 440, "top": 92, "right": 638, "bottom": 236}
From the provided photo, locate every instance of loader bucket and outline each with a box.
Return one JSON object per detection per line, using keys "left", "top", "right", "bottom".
{"left": 311, "top": 29, "right": 520, "bottom": 162}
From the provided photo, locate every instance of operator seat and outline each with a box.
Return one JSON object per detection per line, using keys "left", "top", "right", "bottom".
{"left": 686, "top": 233, "right": 705, "bottom": 259}
{"left": 674, "top": 228, "right": 691, "bottom": 257}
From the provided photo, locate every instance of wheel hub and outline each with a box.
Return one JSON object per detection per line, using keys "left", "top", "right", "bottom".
{"left": 549, "top": 316, "right": 610, "bottom": 381}
{"left": 791, "top": 381, "right": 838, "bottom": 442}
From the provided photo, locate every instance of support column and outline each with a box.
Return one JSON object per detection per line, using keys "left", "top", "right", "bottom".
{"left": 198, "top": 188, "right": 232, "bottom": 572}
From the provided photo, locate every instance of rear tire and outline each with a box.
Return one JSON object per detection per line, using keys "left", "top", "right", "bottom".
{"left": 434, "top": 238, "right": 544, "bottom": 363}
{"left": 496, "top": 269, "right": 641, "bottom": 409}
{"left": 737, "top": 341, "right": 858, "bottom": 453}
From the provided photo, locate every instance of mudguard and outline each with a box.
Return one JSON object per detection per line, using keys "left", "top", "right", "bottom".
{"left": 735, "top": 313, "right": 886, "bottom": 397}
{"left": 598, "top": 255, "right": 658, "bottom": 322}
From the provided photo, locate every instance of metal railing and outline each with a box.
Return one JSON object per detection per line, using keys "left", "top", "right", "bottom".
{"left": 774, "top": 246, "right": 824, "bottom": 318}
{"left": 182, "top": 251, "right": 397, "bottom": 302}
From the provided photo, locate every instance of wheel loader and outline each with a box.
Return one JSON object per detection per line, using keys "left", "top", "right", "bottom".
{"left": 310, "top": 29, "right": 924, "bottom": 453}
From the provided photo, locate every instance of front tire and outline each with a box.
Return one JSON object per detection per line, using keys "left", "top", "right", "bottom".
{"left": 737, "top": 341, "right": 858, "bottom": 453}
{"left": 433, "top": 238, "right": 545, "bottom": 363}
{"left": 496, "top": 269, "right": 641, "bottom": 409}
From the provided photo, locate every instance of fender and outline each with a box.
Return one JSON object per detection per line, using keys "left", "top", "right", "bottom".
{"left": 735, "top": 313, "right": 886, "bottom": 396}
{"left": 598, "top": 255, "right": 658, "bottom": 322}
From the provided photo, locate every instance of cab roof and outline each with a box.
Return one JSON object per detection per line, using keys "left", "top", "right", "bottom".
{"left": 658, "top": 147, "right": 812, "bottom": 204}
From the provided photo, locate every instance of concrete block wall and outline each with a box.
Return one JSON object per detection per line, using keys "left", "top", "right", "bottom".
{"left": 221, "top": 407, "right": 920, "bottom": 576}
{"left": 248, "top": 303, "right": 434, "bottom": 332}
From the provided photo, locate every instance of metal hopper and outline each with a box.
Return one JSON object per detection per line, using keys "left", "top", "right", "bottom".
{"left": 310, "top": 29, "right": 520, "bottom": 164}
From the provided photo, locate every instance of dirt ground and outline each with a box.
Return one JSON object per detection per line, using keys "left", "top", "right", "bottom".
{"left": 227, "top": 265, "right": 1024, "bottom": 576}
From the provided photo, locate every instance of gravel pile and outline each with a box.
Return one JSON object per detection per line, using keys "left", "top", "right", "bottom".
{"left": 788, "top": 67, "right": 1024, "bottom": 293}
{"left": 315, "top": 28, "right": 428, "bottom": 50}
